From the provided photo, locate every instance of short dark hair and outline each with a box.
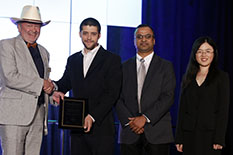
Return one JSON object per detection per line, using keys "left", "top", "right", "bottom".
{"left": 135, "top": 24, "right": 155, "bottom": 38}
{"left": 79, "top": 17, "right": 101, "bottom": 33}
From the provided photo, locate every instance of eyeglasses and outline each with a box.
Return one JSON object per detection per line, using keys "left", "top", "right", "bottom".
{"left": 136, "top": 34, "right": 153, "bottom": 40}
{"left": 196, "top": 50, "right": 214, "bottom": 55}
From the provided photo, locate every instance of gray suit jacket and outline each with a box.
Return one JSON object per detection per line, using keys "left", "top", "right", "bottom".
{"left": 116, "top": 54, "right": 176, "bottom": 144}
{"left": 0, "top": 35, "right": 50, "bottom": 135}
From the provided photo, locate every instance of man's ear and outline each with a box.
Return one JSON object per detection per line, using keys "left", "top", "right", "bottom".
{"left": 79, "top": 31, "right": 82, "bottom": 38}
{"left": 17, "top": 23, "right": 21, "bottom": 32}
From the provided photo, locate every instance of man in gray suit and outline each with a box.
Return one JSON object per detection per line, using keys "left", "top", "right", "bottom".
{"left": 116, "top": 24, "right": 176, "bottom": 155}
{"left": 0, "top": 5, "right": 54, "bottom": 155}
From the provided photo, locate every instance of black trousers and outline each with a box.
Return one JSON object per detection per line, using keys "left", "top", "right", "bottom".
{"left": 120, "top": 134, "right": 170, "bottom": 155}
{"left": 70, "top": 133, "right": 115, "bottom": 155}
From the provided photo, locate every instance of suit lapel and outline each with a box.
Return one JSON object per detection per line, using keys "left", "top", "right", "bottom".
{"left": 131, "top": 57, "right": 138, "bottom": 96}
{"left": 38, "top": 45, "right": 49, "bottom": 79}
{"left": 78, "top": 52, "right": 84, "bottom": 79}
{"left": 15, "top": 36, "right": 39, "bottom": 76}
{"left": 142, "top": 54, "right": 159, "bottom": 93}
{"left": 85, "top": 46, "right": 104, "bottom": 78}
{"left": 128, "top": 57, "right": 140, "bottom": 113}
{"left": 71, "top": 51, "right": 84, "bottom": 80}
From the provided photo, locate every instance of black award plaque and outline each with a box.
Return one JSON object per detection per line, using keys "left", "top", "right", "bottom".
{"left": 59, "top": 97, "right": 88, "bottom": 129}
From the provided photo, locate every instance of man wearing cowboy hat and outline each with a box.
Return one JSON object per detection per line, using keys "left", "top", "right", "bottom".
{"left": 0, "top": 5, "right": 54, "bottom": 155}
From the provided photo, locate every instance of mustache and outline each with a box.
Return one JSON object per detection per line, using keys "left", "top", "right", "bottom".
{"left": 28, "top": 31, "right": 39, "bottom": 35}
{"left": 84, "top": 39, "right": 94, "bottom": 42}
{"left": 140, "top": 42, "right": 148, "bottom": 46}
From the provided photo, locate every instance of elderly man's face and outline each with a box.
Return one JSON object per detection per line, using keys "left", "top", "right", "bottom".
{"left": 18, "top": 22, "right": 41, "bottom": 43}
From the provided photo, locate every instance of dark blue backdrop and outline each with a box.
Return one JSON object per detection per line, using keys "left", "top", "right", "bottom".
{"left": 1, "top": 1, "right": 229, "bottom": 155}
{"left": 107, "top": 0, "right": 233, "bottom": 155}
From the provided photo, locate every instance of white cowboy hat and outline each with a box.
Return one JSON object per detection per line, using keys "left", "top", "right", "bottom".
{"left": 10, "top": 5, "right": 50, "bottom": 26}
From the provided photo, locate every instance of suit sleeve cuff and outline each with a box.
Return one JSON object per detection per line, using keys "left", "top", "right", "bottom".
{"left": 143, "top": 114, "right": 151, "bottom": 123}
{"left": 89, "top": 114, "right": 95, "bottom": 123}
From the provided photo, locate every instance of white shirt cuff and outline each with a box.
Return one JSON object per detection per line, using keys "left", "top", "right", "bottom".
{"left": 89, "top": 114, "right": 95, "bottom": 123}
{"left": 143, "top": 114, "right": 150, "bottom": 123}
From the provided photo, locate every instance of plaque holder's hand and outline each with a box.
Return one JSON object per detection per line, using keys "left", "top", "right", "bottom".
{"left": 52, "top": 91, "right": 64, "bottom": 104}
{"left": 84, "top": 114, "right": 93, "bottom": 133}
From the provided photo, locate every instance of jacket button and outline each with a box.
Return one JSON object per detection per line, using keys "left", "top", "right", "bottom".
{"left": 35, "top": 96, "right": 38, "bottom": 99}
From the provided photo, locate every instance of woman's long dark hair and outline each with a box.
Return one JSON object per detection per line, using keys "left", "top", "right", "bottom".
{"left": 182, "top": 36, "right": 219, "bottom": 89}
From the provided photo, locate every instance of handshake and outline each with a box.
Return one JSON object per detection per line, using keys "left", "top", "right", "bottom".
{"left": 43, "top": 79, "right": 65, "bottom": 104}
{"left": 43, "top": 79, "right": 54, "bottom": 94}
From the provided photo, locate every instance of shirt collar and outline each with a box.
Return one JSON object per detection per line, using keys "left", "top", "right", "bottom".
{"left": 81, "top": 44, "right": 100, "bottom": 56}
{"left": 136, "top": 52, "right": 154, "bottom": 63}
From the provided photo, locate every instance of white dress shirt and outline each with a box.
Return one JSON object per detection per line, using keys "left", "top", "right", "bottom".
{"left": 81, "top": 45, "right": 100, "bottom": 122}
{"left": 136, "top": 52, "right": 154, "bottom": 123}
{"left": 81, "top": 45, "right": 100, "bottom": 77}
{"left": 136, "top": 52, "right": 154, "bottom": 74}
{"left": 125, "top": 52, "right": 154, "bottom": 126}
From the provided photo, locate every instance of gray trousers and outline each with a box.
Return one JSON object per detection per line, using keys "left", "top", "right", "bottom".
{"left": 0, "top": 105, "right": 45, "bottom": 155}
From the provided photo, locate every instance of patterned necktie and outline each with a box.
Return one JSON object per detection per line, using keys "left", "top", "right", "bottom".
{"left": 137, "top": 58, "right": 146, "bottom": 113}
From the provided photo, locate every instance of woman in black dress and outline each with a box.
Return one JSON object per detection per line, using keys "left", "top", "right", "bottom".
{"left": 175, "top": 36, "right": 230, "bottom": 155}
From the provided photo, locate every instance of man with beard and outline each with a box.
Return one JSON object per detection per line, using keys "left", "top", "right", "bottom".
{"left": 116, "top": 24, "right": 176, "bottom": 155}
{"left": 0, "top": 5, "right": 54, "bottom": 155}
{"left": 53, "top": 17, "right": 122, "bottom": 155}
